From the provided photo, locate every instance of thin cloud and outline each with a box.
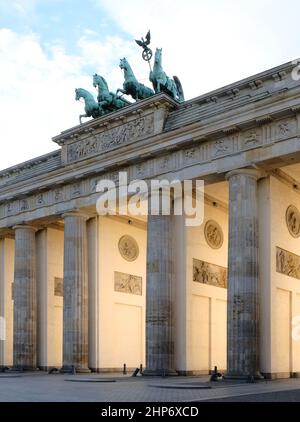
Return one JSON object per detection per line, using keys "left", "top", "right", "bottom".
{"left": 0, "top": 30, "right": 95, "bottom": 169}
{"left": 0, "top": 0, "right": 37, "bottom": 16}
{"left": 1, "top": 0, "right": 300, "bottom": 170}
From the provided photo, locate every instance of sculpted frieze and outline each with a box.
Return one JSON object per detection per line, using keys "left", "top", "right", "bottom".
{"left": 7, "top": 203, "right": 13, "bottom": 214}
{"left": 72, "top": 183, "right": 82, "bottom": 197}
{"left": 135, "top": 163, "right": 147, "bottom": 178}
{"left": 36, "top": 194, "right": 45, "bottom": 205}
{"left": 276, "top": 120, "right": 296, "bottom": 139}
{"left": 54, "top": 190, "right": 63, "bottom": 202}
{"left": 67, "top": 114, "right": 154, "bottom": 163}
{"left": 20, "top": 200, "right": 29, "bottom": 211}
{"left": 214, "top": 135, "right": 236, "bottom": 157}
{"left": 1, "top": 116, "right": 300, "bottom": 222}
{"left": 276, "top": 247, "right": 300, "bottom": 280}
{"left": 114, "top": 271, "right": 142, "bottom": 296}
{"left": 243, "top": 130, "right": 261, "bottom": 146}
{"left": 193, "top": 258, "right": 227, "bottom": 289}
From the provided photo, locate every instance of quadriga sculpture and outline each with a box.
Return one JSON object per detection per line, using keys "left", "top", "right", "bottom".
{"left": 75, "top": 88, "right": 103, "bottom": 125}
{"left": 118, "top": 58, "right": 154, "bottom": 101}
{"left": 150, "top": 48, "right": 184, "bottom": 103}
{"left": 93, "top": 74, "right": 131, "bottom": 112}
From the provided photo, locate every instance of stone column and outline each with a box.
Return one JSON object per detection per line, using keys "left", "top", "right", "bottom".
{"left": 61, "top": 212, "right": 90, "bottom": 373}
{"left": 226, "top": 169, "right": 262, "bottom": 379}
{"left": 144, "top": 195, "right": 176, "bottom": 376}
{"left": 13, "top": 225, "right": 37, "bottom": 370}
{"left": 87, "top": 217, "right": 99, "bottom": 372}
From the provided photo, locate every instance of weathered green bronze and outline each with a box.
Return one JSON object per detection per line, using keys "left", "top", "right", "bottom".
{"left": 75, "top": 33, "right": 185, "bottom": 123}
{"left": 118, "top": 58, "right": 154, "bottom": 101}
{"left": 135, "top": 30, "right": 153, "bottom": 63}
{"left": 93, "top": 74, "right": 131, "bottom": 113}
{"left": 75, "top": 88, "right": 104, "bottom": 125}
{"left": 150, "top": 48, "right": 184, "bottom": 103}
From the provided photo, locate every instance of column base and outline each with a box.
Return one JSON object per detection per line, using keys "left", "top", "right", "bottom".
{"left": 142, "top": 369, "right": 178, "bottom": 377}
{"left": 262, "top": 372, "right": 296, "bottom": 380}
{"left": 224, "top": 372, "right": 264, "bottom": 381}
{"left": 11, "top": 366, "right": 38, "bottom": 372}
{"left": 0, "top": 366, "right": 10, "bottom": 373}
{"left": 60, "top": 365, "right": 91, "bottom": 374}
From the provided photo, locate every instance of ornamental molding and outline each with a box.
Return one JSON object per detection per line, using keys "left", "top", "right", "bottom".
{"left": 1, "top": 114, "right": 300, "bottom": 224}
{"left": 118, "top": 235, "right": 139, "bottom": 262}
{"left": 53, "top": 93, "right": 176, "bottom": 146}
{"left": 286, "top": 205, "right": 300, "bottom": 238}
{"left": 0, "top": 96, "right": 300, "bottom": 194}
{"left": 204, "top": 220, "right": 224, "bottom": 249}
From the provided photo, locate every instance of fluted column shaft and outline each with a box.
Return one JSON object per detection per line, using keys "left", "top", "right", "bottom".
{"left": 226, "top": 169, "right": 262, "bottom": 378}
{"left": 144, "top": 198, "right": 176, "bottom": 376}
{"left": 13, "top": 225, "right": 37, "bottom": 370}
{"left": 62, "top": 213, "right": 90, "bottom": 373}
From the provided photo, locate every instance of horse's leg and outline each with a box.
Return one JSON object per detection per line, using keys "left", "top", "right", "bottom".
{"left": 117, "top": 94, "right": 131, "bottom": 105}
{"left": 79, "top": 114, "right": 88, "bottom": 125}
{"left": 117, "top": 88, "right": 126, "bottom": 95}
{"left": 99, "top": 100, "right": 109, "bottom": 111}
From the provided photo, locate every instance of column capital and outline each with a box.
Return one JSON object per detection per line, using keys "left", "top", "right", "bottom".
{"left": 62, "top": 211, "right": 90, "bottom": 221}
{"left": 226, "top": 168, "right": 266, "bottom": 181}
{"left": 13, "top": 225, "right": 38, "bottom": 232}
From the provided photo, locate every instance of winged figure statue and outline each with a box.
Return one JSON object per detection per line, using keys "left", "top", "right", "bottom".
{"left": 135, "top": 30, "right": 151, "bottom": 49}
{"left": 135, "top": 30, "right": 152, "bottom": 62}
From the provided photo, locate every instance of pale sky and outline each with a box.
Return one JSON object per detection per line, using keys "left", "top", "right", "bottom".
{"left": 1, "top": 0, "right": 300, "bottom": 170}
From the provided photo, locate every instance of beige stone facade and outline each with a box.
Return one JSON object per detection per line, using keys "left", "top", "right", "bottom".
{"left": 1, "top": 62, "right": 300, "bottom": 378}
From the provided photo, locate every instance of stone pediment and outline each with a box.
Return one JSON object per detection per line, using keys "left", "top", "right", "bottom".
{"left": 52, "top": 93, "right": 177, "bottom": 164}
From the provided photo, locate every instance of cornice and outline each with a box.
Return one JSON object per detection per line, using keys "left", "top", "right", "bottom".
{"left": 52, "top": 93, "right": 178, "bottom": 146}
{"left": 1, "top": 84, "right": 300, "bottom": 203}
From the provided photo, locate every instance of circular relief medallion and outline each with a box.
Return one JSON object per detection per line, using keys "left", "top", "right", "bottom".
{"left": 286, "top": 205, "right": 300, "bottom": 238}
{"left": 118, "top": 235, "right": 139, "bottom": 262}
{"left": 204, "top": 220, "right": 224, "bottom": 250}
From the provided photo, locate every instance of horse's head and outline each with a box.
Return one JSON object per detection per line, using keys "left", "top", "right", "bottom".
{"left": 93, "top": 74, "right": 109, "bottom": 91}
{"left": 75, "top": 88, "right": 81, "bottom": 101}
{"left": 75, "top": 88, "right": 92, "bottom": 102}
{"left": 120, "top": 58, "right": 128, "bottom": 71}
{"left": 154, "top": 48, "right": 162, "bottom": 65}
{"left": 93, "top": 74, "right": 99, "bottom": 88}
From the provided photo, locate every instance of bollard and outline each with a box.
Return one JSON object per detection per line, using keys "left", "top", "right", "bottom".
{"left": 132, "top": 368, "right": 139, "bottom": 377}
{"left": 210, "top": 366, "right": 222, "bottom": 382}
{"left": 140, "top": 364, "right": 143, "bottom": 375}
{"left": 123, "top": 364, "right": 127, "bottom": 375}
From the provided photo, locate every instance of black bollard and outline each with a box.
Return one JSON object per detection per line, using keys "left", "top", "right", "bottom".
{"left": 123, "top": 364, "right": 127, "bottom": 375}
{"left": 132, "top": 368, "right": 139, "bottom": 377}
{"left": 210, "top": 366, "right": 222, "bottom": 382}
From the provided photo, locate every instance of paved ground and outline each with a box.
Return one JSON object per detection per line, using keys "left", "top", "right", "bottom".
{"left": 1, "top": 372, "right": 300, "bottom": 402}
{"left": 206, "top": 389, "right": 300, "bottom": 402}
